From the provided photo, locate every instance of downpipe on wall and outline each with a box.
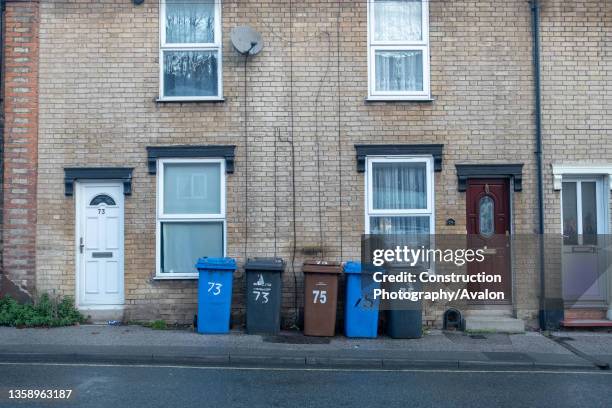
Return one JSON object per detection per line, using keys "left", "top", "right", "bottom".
{"left": 529, "top": 0, "right": 548, "bottom": 330}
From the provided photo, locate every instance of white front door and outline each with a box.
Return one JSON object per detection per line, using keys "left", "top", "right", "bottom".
{"left": 561, "top": 177, "right": 608, "bottom": 306}
{"left": 76, "top": 182, "right": 125, "bottom": 306}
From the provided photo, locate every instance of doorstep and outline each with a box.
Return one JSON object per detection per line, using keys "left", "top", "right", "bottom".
{"left": 78, "top": 306, "right": 124, "bottom": 324}
{"left": 464, "top": 316, "right": 525, "bottom": 333}
{"left": 463, "top": 306, "right": 525, "bottom": 333}
{"left": 560, "top": 319, "right": 612, "bottom": 328}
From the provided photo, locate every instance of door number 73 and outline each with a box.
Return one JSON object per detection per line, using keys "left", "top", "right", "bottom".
{"left": 208, "top": 282, "right": 222, "bottom": 296}
{"left": 312, "top": 290, "right": 327, "bottom": 304}
{"left": 252, "top": 290, "right": 269, "bottom": 304}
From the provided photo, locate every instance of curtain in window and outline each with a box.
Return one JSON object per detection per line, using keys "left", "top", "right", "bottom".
{"left": 166, "top": 0, "right": 215, "bottom": 44}
{"left": 372, "top": 162, "right": 427, "bottom": 210}
{"left": 370, "top": 216, "right": 430, "bottom": 235}
{"left": 562, "top": 182, "right": 578, "bottom": 245}
{"left": 375, "top": 50, "right": 423, "bottom": 92}
{"left": 581, "top": 181, "right": 598, "bottom": 245}
{"left": 162, "top": 222, "right": 223, "bottom": 273}
{"left": 373, "top": 0, "right": 422, "bottom": 42}
{"left": 581, "top": 182, "right": 598, "bottom": 236}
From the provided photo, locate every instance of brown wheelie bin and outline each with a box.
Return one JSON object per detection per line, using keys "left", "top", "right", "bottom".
{"left": 303, "top": 260, "right": 342, "bottom": 336}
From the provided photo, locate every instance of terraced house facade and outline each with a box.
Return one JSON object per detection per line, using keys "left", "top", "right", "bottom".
{"left": 1, "top": 0, "right": 610, "bottom": 331}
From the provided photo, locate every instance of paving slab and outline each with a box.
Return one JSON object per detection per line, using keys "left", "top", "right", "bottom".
{"left": 551, "top": 331, "right": 612, "bottom": 356}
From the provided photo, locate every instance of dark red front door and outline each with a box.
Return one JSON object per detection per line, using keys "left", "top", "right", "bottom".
{"left": 466, "top": 179, "right": 512, "bottom": 304}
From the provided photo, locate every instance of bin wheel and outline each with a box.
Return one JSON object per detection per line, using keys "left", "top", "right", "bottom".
{"left": 193, "top": 314, "right": 198, "bottom": 330}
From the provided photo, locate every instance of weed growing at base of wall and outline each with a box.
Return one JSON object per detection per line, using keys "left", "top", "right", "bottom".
{"left": 145, "top": 320, "right": 168, "bottom": 330}
{"left": 0, "top": 293, "right": 85, "bottom": 327}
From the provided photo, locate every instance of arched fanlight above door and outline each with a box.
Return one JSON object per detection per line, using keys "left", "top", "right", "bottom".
{"left": 90, "top": 194, "right": 116, "bottom": 206}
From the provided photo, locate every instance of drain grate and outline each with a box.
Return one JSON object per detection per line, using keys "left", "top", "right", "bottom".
{"left": 470, "top": 334, "right": 487, "bottom": 340}
{"left": 263, "top": 335, "right": 331, "bottom": 345}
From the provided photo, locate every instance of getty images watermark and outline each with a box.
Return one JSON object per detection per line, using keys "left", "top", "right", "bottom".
{"left": 369, "top": 244, "right": 505, "bottom": 303}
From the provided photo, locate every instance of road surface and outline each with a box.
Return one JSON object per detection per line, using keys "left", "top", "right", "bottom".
{"left": 0, "top": 362, "right": 610, "bottom": 407}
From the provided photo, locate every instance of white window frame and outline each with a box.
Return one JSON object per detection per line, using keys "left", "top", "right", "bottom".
{"left": 364, "top": 156, "right": 435, "bottom": 234}
{"left": 159, "top": 0, "right": 223, "bottom": 101}
{"left": 560, "top": 176, "right": 608, "bottom": 242}
{"left": 367, "top": 0, "right": 431, "bottom": 100}
{"left": 155, "top": 158, "right": 227, "bottom": 279}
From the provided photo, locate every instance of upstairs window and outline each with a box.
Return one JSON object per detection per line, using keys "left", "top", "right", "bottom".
{"left": 368, "top": 0, "right": 430, "bottom": 100}
{"left": 159, "top": 0, "right": 223, "bottom": 100}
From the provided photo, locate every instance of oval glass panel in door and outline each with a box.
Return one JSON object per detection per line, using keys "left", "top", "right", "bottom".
{"left": 90, "top": 194, "right": 116, "bottom": 206}
{"left": 479, "top": 196, "right": 494, "bottom": 237}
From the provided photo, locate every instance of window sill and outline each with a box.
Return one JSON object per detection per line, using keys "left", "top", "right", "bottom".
{"left": 153, "top": 274, "right": 199, "bottom": 280}
{"left": 78, "top": 305, "right": 125, "bottom": 311}
{"left": 365, "top": 97, "right": 435, "bottom": 103}
{"left": 155, "top": 97, "right": 225, "bottom": 104}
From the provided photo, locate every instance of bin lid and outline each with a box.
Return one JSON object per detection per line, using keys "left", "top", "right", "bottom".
{"left": 245, "top": 257, "right": 285, "bottom": 272}
{"left": 195, "top": 257, "right": 237, "bottom": 271}
{"left": 343, "top": 261, "right": 382, "bottom": 275}
{"left": 302, "top": 260, "right": 342, "bottom": 274}
{"left": 343, "top": 261, "right": 362, "bottom": 274}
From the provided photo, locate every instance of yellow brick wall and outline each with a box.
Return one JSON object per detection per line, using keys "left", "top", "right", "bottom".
{"left": 33, "top": 0, "right": 609, "bottom": 327}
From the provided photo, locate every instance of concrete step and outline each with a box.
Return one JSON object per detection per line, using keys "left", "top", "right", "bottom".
{"left": 463, "top": 307, "right": 513, "bottom": 318}
{"left": 79, "top": 308, "right": 125, "bottom": 324}
{"left": 464, "top": 316, "right": 525, "bottom": 333}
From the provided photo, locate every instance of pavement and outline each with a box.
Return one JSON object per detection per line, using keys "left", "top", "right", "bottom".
{"left": 0, "top": 325, "right": 610, "bottom": 371}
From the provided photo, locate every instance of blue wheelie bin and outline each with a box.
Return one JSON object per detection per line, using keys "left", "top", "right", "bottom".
{"left": 344, "top": 261, "right": 380, "bottom": 338}
{"left": 196, "top": 257, "right": 236, "bottom": 334}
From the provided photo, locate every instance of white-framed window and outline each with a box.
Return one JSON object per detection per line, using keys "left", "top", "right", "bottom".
{"left": 367, "top": 0, "right": 430, "bottom": 100}
{"left": 365, "top": 156, "right": 434, "bottom": 235}
{"left": 159, "top": 0, "right": 223, "bottom": 101}
{"left": 561, "top": 177, "right": 607, "bottom": 246}
{"left": 156, "top": 158, "right": 226, "bottom": 278}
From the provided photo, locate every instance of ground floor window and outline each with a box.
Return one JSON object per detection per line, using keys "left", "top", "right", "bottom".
{"left": 365, "top": 156, "right": 434, "bottom": 235}
{"left": 156, "top": 158, "right": 226, "bottom": 278}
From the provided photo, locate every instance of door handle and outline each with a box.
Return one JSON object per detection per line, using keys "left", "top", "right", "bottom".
{"left": 79, "top": 237, "right": 84, "bottom": 254}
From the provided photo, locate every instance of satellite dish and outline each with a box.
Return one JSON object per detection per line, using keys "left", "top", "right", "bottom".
{"left": 231, "top": 26, "right": 264, "bottom": 56}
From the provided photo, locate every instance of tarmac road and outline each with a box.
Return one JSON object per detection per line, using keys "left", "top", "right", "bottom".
{"left": 0, "top": 362, "right": 610, "bottom": 408}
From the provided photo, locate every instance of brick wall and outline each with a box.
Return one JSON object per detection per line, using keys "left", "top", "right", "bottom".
{"left": 540, "top": 0, "right": 612, "bottom": 235}
{"left": 32, "top": 0, "right": 543, "bottom": 326}
{"left": 539, "top": 0, "right": 612, "bottom": 313}
{"left": 0, "top": 0, "right": 39, "bottom": 302}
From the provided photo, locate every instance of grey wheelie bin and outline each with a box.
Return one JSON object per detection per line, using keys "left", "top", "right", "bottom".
{"left": 245, "top": 258, "right": 285, "bottom": 335}
{"left": 386, "top": 265, "right": 423, "bottom": 339}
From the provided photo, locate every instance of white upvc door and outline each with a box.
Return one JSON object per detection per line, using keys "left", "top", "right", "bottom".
{"left": 76, "top": 182, "right": 125, "bottom": 307}
{"left": 561, "top": 177, "right": 608, "bottom": 306}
